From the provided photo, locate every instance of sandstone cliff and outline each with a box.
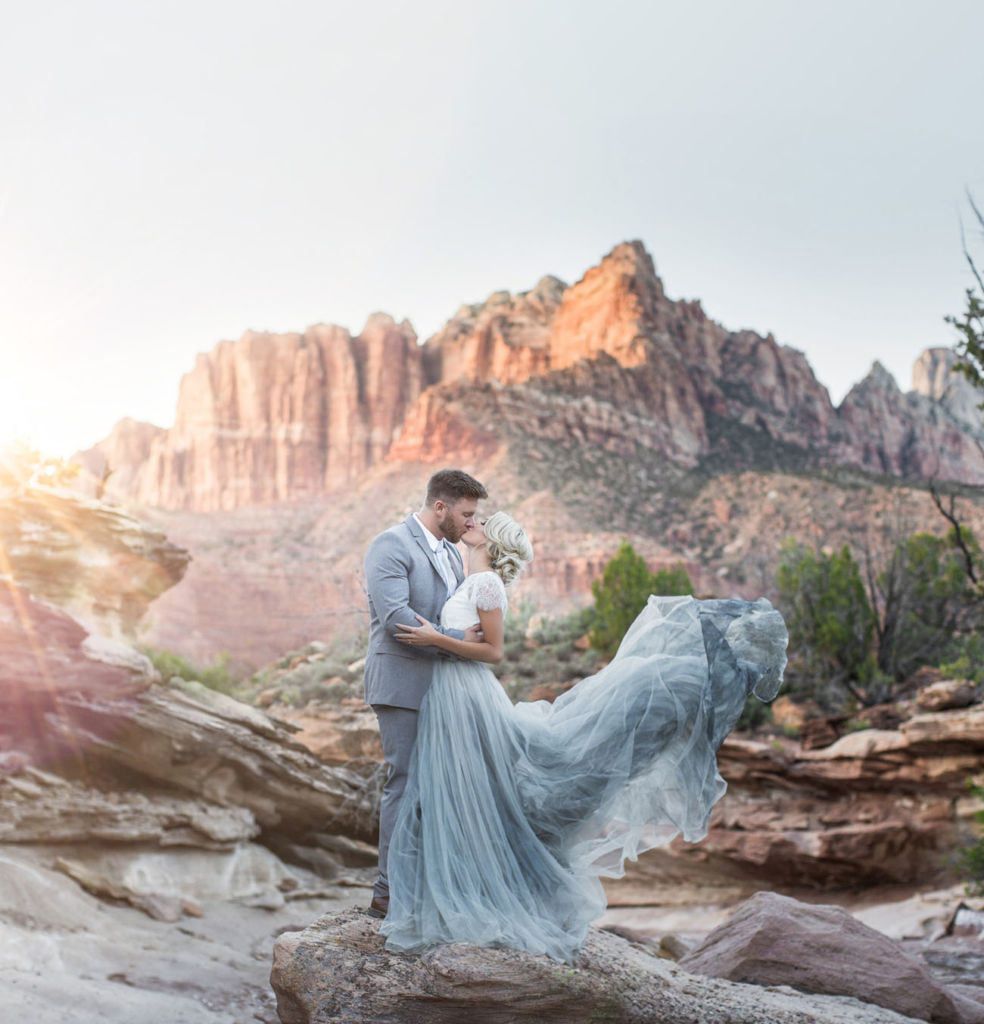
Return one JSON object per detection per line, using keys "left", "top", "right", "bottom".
{"left": 80, "top": 316, "right": 424, "bottom": 510}
{"left": 68, "top": 241, "right": 984, "bottom": 672}
{"left": 78, "top": 240, "right": 984, "bottom": 513}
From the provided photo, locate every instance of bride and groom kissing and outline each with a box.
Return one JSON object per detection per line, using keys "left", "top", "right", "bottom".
{"left": 362, "top": 467, "right": 787, "bottom": 962}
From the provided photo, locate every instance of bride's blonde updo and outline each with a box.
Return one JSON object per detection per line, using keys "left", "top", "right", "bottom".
{"left": 484, "top": 511, "right": 534, "bottom": 587}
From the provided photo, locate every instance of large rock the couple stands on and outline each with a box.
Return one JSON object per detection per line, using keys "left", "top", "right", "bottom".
{"left": 270, "top": 905, "right": 947, "bottom": 1024}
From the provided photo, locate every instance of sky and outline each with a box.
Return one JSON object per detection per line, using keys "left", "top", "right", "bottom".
{"left": 2, "top": 0, "right": 983, "bottom": 457}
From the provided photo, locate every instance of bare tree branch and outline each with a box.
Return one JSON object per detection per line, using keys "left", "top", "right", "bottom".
{"left": 928, "top": 479, "right": 979, "bottom": 585}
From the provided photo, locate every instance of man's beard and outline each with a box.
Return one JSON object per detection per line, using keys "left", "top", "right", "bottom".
{"left": 442, "top": 522, "right": 462, "bottom": 544}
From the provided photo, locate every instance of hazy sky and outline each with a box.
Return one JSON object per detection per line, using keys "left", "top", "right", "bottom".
{"left": 2, "top": 0, "right": 983, "bottom": 456}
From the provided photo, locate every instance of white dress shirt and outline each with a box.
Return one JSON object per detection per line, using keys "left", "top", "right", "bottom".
{"left": 413, "top": 514, "right": 457, "bottom": 598}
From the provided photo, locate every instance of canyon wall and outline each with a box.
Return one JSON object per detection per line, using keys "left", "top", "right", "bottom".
{"left": 77, "top": 241, "right": 984, "bottom": 512}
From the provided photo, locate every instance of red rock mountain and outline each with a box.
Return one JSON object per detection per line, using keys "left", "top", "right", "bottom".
{"left": 68, "top": 241, "right": 984, "bottom": 669}
{"left": 80, "top": 316, "right": 424, "bottom": 510}
{"left": 77, "top": 241, "right": 984, "bottom": 513}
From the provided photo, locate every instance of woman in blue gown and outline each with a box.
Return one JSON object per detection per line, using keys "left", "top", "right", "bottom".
{"left": 383, "top": 512, "right": 786, "bottom": 962}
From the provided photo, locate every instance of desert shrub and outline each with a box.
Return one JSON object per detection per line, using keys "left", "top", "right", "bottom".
{"left": 588, "top": 542, "right": 692, "bottom": 659}
{"left": 495, "top": 606, "right": 603, "bottom": 703}
{"left": 141, "top": 646, "right": 240, "bottom": 696}
{"left": 777, "top": 523, "right": 984, "bottom": 709}
{"left": 736, "top": 694, "right": 773, "bottom": 732}
{"left": 776, "top": 541, "right": 876, "bottom": 708}
{"left": 875, "top": 529, "right": 983, "bottom": 682}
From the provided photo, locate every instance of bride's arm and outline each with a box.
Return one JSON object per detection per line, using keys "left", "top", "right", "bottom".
{"left": 395, "top": 605, "right": 504, "bottom": 664}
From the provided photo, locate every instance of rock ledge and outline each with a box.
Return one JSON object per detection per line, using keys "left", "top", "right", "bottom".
{"left": 270, "top": 908, "right": 922, "bottom": 1024}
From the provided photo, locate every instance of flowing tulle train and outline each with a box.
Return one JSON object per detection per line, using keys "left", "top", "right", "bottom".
{"left": 380, "top": 594, "right": 787, "bottom": 962}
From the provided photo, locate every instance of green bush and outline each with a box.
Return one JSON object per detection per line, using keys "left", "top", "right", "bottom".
{"left": 876, "top": 529, "right": 982, "bottom": 682}
{"left": 141, "top": 647, "right": 240, "bottom": 696}
{"left": 588, "top": 542, "right": 692, "bottom": 659}
{"left": 737, "top": 694, "right": 773, "bottom": 732}
{"left": 776, "top": 541, "right": 875, "bottom": 708}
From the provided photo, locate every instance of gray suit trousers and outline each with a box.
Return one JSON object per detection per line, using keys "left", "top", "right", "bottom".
{"left": 372, "top": 704, "right": 419, "bottom": 902}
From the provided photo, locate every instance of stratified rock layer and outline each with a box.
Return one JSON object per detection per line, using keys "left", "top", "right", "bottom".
{"left": 269, "top": 908, "right": 922, "bottom": 1024}
{"left": 0, "top": 487, "right": 188, "bottom": 637}
{"left": 604, "top": 703, "right": 984, "bottom": 901}
{"left": 81, "top": 316, "right": 425, "bottom": 510}
{"left": 80, "top": 240, "right": 984, "bottom": 512}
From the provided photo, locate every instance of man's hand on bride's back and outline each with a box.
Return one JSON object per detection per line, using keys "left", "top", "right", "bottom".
{"left": 464, "top": 623, "right": 483, "bottom": 643}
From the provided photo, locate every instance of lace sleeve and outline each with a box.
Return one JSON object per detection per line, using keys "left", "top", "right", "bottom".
{"left": 472, "top": 572, "right": 507, "bottom": 612}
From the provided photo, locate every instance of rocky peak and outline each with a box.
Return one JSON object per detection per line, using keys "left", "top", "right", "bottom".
{"left": 851, "top": 360, "right": 903, "bottom": 397}
{"left": 913, "top": 347, "right": 984, "bottom": 433}
{"left": 72, "top": 418, "right": 165, "bottom": 500}
{"left": 833, "top": 356, "right": 984, "bottom": 480}
{"left": 547, "top": 240, "right": 665, "bottom": 372}
{"left": 423, "top": 275, "right": 565, "bottom": 387}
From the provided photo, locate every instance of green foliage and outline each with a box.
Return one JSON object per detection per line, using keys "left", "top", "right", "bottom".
{"left": 875, "top": 529, "right": 983, "bottom": 682}
{"left": 949, "top": 191, "right": 984, "bottom": 400}
{"left": 588, "top": 542, "right": 692, "bottom": 659}
{"left": 736, "top": 693, "right": 773, "bottom": 731}
{"left": 248, "top": 635, "right": 369, "bottom": 707}
{"left": 778, "top": 522, "right": 984, "bottom": 709}
{"left": 776, "top": 541, "right": 875, "bottom": 708}
{"left": 960, "top": 780, "right": 984, "bottom": 896}
{"left": 141, "top": 646, "right": 241, "bottom": 696}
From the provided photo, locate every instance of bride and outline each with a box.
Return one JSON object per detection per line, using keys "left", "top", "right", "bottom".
{"left": 383, "top": 511, "right": 786, "bottom": 963}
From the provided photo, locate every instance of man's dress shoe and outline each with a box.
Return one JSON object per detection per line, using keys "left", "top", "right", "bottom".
{"left": 367, "top": 896, "right": 388, "bottom": 919}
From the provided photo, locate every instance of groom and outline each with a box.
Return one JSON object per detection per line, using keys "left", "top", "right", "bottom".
{"left": 363, "top": 467, "right": 488, "bottom": 918}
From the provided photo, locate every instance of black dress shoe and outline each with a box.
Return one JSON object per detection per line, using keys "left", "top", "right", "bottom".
{"left": 366, "top": 896, "right": 388, "bottom": 919}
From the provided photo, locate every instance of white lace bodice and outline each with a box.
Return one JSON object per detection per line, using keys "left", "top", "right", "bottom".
{"left": 441, "top": 571, "right": 507, "bottom": 630}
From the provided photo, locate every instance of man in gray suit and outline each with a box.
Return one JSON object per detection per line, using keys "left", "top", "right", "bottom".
{"left": 364, "top": 468, "right": 488, "bottom": 917}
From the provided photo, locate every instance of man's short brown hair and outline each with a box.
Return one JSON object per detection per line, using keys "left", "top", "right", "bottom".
{"left": 425, "top": 468, "right": 488, "bottom": 507}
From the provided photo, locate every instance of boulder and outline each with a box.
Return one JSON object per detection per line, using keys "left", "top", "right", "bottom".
{"left": 269, "top": 908, "right": 925, "bottom": 1024}
{"left": 917, "top": 680, "right": 979, "bottom": 712}
{"left": 679, "top": 891, "right": 984, "bottom": 1024}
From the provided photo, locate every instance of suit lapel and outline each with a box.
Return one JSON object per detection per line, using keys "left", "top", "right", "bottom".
{"left": 404, "top": 515, "right": 448, "bottom": 588}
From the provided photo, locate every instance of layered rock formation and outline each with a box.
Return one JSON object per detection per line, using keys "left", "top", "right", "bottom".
{"left": 0, "top": 486, "right": 188, "bottom": 638}
{"left": 601, "top": 699, "right": 984, "bottom": 902}
{"left": 67, "top": 241, "right": 984, "bottom": 672}
{"left": 78, "top": 316, "right": 424, "bottom": 510}
{"left": 914, "top": 348, "right": 984, "bottom": 432}
{"left": 270, "top": 907, "right": 936, "bottom": 1024}
{"left": 78, "top": 241, "right": 984, "bottom": 514}
{"left": 0, "top": 487, "right": 380, "bottom": 912}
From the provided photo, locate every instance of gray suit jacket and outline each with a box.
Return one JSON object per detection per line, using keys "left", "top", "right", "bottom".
{"left": 363, "top": 515, "right": 466, "bottom": 710}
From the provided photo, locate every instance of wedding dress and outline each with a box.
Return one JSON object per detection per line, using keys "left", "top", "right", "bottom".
{"left": 380, "top": 571, "right": 787, "bottom": 962}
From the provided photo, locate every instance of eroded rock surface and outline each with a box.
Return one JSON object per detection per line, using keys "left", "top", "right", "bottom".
{"left": 81, "top": 240, "right": 984, "bottom": 516}
{"left": 606, "top": 702, "right": 984, "bottom": 898}
{"left": 269, "top": 908, "right": 925, "bottom": 1024}
{"left": 680, "top": 891, "right": 984, "bottom": 1024}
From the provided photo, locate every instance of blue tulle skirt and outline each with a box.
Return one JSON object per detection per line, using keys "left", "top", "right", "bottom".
{"left": 380, "top": 595, "right": 787, "bottom": 961}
